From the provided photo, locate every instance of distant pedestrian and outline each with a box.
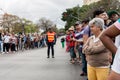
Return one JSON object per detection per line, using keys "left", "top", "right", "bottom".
{"left": 0, "top": 33, "right": 2, "bottom": 53}
{"left": 61, "top": 37, "right": 65, "bottom": 48}
{"left": 68, "top": 27, "right": 76, "bottom": 64}
{"left": 3, "top": 32, "right": 10, "bottom": 54}
{"left": 65, "top": 30, "right": 70, "bottom": 52}
{"left": 46, "top": 28, "right": 57, "bottom": 58}
{"left": 10, "top": 33, "right": 17, "bottom": 53}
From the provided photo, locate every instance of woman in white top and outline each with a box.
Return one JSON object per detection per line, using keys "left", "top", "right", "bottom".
{"left": 3, "top": 33, "right": 10, "bottom": 53}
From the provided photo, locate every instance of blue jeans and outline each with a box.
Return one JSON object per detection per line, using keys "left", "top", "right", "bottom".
{"left": 78, "top": 46, "right": 87, "bottom": 73}
{"left": 81, "top": 53, "right": 87, "bottom": 74}
{"left": 69, "top": 47, "right": 76, "bottom": 58}
{"left": 39, "top": 40, "right": 44, "bottom": 47}
{"left": 0, "top": 41, "right": 2, "bottom": 52}
{"left": 77, "top": 46, "right": 83, "bottom": 57}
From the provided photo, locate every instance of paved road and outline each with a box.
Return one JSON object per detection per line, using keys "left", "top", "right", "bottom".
{"left": 0, "top": 37, "right": 87, "bottom": 80}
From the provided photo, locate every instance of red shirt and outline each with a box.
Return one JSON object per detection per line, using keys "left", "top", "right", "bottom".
{"left": 66, "top": 35, "right": 70, "bottom": 42}
{"left": 68, "top": 33, "right": 75, "bottom": 47}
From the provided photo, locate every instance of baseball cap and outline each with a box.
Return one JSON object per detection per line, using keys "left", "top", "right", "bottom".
{"left": 74, "top": 21, "right": 81, "bottom": 26}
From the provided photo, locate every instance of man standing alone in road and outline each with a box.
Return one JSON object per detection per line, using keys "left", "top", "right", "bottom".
{"left": 46, "top": 28, "right": 56, "bottom": 58}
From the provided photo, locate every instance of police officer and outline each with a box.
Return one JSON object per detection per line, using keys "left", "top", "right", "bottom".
{"left": 46, "top": 28, "right": 56, "bottom": 58}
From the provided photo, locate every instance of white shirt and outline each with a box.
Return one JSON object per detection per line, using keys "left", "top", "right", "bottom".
{"left": 92, "top": 35, "right": 99, "bottom": 43}
{"left": 112, "top": 46, "right": 120, "bottom": 74}
{"left": 115, "top": 35, "right": 120, "bottom": 48}
{"left": 3, "top": 35, "right": 10, "bottom": 43}
{"left": 112, "top": 19, "right": 120, "bottom": 74}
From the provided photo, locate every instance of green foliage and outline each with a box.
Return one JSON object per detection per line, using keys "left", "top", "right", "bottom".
{"left": 58, "top": 28, "right": 65, "bottom": 33}
{"left": 11, "top": 18, "right": 39, "bottom": 33}
{"left": 57, "top": 28, "right": 65, "bottom": 36}
{"left": 61, "top": 6, "right": 79, "bottom": 30}
{"left": 24, "top": 24, "right": 38, "bottom": 33}
{"left": 37, "top": 17, "right": 54, "bottom": 32}
{"left": 61, "top": 0, "right": 120, "bottom": 30}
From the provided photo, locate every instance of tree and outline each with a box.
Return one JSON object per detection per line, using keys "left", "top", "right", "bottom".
{"left": 61, "top": 0, "right": 120, "bottom": 30}
{"left": 52, "top": 24, "right": 58, "bottom": 33}
{"left": 37, "top": 17, "right": 54, "bottom": 32}
{"left": 0, "top": 12, "right": 40, "bottom": 33}
{"left": 0, "top": 13, "right": 20, "bottom": 32}
{"left": 61, "top": 6, "right": 82, "bottom": 30}
{"left": 11, "top": 18, "right": 32, "bottom": 33}
{"left": 86, "top": 0, "right": 120, "bottom": 19}
{"left": 25, "top": 23, "right": 39, "bottom": 33}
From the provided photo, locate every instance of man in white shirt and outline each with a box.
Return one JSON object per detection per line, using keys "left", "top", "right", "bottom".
{"left": 100, "top": 19, "right": 120, "bottom": 80}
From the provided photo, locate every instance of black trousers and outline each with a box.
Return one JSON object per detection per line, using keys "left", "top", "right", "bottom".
{"left": 3, "top": 43, "right": 10, "bottom": 52}
{"left": 11, "top": 43, "right": 16, "bottom": 51}
{"left": 47, "top": 42, "right": 54, "bottom": 57}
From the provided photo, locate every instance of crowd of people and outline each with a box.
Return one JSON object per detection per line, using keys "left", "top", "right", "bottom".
{"left": 0, "top": 32, "right": 47, "bottom": 54}
{"left": 65, "top": 9, "right": 120, "bottom": 80}
{"left": 0, "top": 9, "right": 120, "bottom": 80}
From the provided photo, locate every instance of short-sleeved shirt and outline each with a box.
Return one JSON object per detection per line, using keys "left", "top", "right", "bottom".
{"left": 75, "top": 29, "right": 84, "bottom": 47}
{"left": 112, "top": 18, "right": 120, "bottom": 74}
{"left": 75, "top": 30, "right": 84, "bottom": 40}
{"left": 83, "top": 25, "right": 91, "bottom": 37}
{"left": 3, "top": 35, "right": 10, "bottom": 43}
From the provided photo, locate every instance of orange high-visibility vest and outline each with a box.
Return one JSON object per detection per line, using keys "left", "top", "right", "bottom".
{"left": 47, "top": 32, "right": 55, "bottom": 42}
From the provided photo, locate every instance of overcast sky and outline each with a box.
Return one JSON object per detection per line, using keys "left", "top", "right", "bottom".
{"left": 0, "top": 0, "right": 83, "bottom": 28}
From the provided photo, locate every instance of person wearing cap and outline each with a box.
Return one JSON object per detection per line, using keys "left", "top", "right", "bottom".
{"left": 68, "top": 26, "right": 76, "bottom": 64}
{"left": 65, "top": 30, "right": 70, "bottom": 52}
{"left": 107, "top": 10, "right": 120, "bottom": 26}
{"left": 83, "top": 18, "right": 112, "bottom": 80}
{"left": 74, "top": 21, "right": 84, "bottom": 63}
{"left": 46, "top": 28, "right": 56, "bottom": 58}
{"left": 79, "top": 19, "right": 90, "bottom": 76}
{"left": 107, "top": 10, "right": 120, "bottom": 64}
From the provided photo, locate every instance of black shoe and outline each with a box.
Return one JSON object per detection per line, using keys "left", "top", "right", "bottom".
{"left": 80, "top": 72, "right": 87, "bottom": 76}
{"left": 52, "top": 56, "right": 54, "bottom": 58}
{"left": 47, "top": 56, "right": 49, "bottom": 58}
